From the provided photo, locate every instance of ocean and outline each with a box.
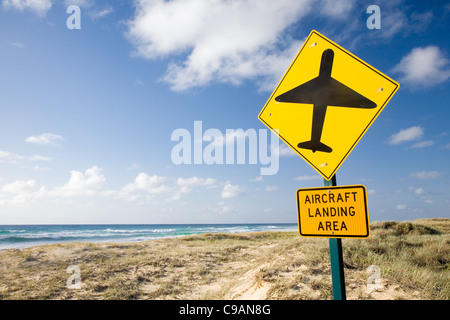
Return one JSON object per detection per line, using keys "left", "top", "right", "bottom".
{"left": 0, "top": 223, "right": 298, "bottom": 250}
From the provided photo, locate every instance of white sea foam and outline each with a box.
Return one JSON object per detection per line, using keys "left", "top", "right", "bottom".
{"left": 0, "top": 224, "right": 297, "bottom": 250}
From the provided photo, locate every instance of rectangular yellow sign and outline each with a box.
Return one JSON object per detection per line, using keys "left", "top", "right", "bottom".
{"left": 297, "top": 185, "right": 370, "bottom": 238}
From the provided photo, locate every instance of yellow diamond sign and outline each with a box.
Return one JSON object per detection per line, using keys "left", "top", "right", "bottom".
{"left": 258, "top": 30, "right": 399, "bottom": 180}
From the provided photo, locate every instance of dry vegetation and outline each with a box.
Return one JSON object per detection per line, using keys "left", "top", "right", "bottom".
{"left": 0, "top": 218, "right": 448, "bottom": 300}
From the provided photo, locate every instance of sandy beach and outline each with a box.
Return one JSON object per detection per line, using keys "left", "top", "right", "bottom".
{"left": 0, "top": 218, "right": 448, "bottom": 300}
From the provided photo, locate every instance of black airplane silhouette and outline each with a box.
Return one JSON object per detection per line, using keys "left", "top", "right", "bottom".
{"left": 275, "top": 49, "right": 377, "bottom": 153}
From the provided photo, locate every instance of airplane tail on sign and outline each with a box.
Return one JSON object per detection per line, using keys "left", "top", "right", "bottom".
{"left": 297, "top": 140, "right": 332, "bottom": 153}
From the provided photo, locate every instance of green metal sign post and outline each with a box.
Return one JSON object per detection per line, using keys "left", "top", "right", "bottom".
{"left": 324, "top": 175, "right": 346, "bottom": 300}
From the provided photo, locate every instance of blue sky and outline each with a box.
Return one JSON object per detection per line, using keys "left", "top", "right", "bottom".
{"left": 0, "top": 0, "right": 449, "bottom": 224}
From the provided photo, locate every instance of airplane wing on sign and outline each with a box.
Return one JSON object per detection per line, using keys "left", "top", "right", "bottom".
{"left": 275, "top": 49, "right": 377, "bottom": 153}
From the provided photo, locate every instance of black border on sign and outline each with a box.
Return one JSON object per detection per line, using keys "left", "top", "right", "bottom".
{"left": 296, "top": 185, "right": 370, "bottom": 238}
{"left": 258, "top": 30, "right": 400, "bottom": 181}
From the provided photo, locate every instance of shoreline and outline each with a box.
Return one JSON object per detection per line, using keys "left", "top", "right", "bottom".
{"left": 0, "top": 223, "right": 298, "bottom": 251}
{"left": 0, "top": 218, "right": 448, "bottom": 300}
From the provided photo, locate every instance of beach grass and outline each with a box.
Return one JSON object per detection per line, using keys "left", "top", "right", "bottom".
{"left": 0, "top": 218, "right": 448, "bottom": 300}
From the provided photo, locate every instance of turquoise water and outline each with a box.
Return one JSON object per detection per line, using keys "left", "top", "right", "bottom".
{"left": 0, "top": 224, "right": 297, "bottom": 250}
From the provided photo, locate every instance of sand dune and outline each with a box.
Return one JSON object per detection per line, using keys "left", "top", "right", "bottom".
{"left": 0, "top": 219, "right": 448, "bottom": 300}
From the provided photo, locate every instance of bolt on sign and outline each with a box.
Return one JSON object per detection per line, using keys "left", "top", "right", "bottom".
{"left": 297, "top": 185, "right": 370, "bottom": 238}
{"left": 258, "top": 30, "right": 399, "bottom": 180}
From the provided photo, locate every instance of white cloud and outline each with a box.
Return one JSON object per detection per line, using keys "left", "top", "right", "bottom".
{"left": 396, "top": 204, "right": 407, "bottom": 210}
{"left": 0, "top": 168, "right": 249, "bottom": 208}
{"left": 53, "top": 166, "right": 106, "bottom": 197}
{"left": 265, "top": 185, "right": 278, "bottom": 192}
{"left": 11, "top": 42, "right": 25, "bottom": 48}
{"left": 100, "top": 189, "right": 117, "bottom": 197}
{"left": 0, "top": 166, "right": 107, "bottom": 207}
{"left": 0, "top": 179, "right": 45, "bottom": 206}
{"left": 176, "top": 176, "right": 215, "bottom": 187}
{"left": 379, "top": 8, "right": 408, "bottom": 39}
{"left": 2, "top": 0, "right": 52, "bottom": 17}
{"left": 29, "top": 165, "right": 50, "bottom": 172}
{"left": 202, "top": 201, "right": 234, "bottom": 215}
{"left": 63, "top": 0, "right": 92, "bottom": 8}
{"left": 63, "top": 0, "right": 112, "bottom": 19}
{"left": 221, "top": 183, "right": 246, "bottom": 199}
{"left": 410, "top": 171, "right": 446, "bottom": 179}
{"left": 410, "top": 140, "right": 434, "bottom": 149}
{"left": 388, "top": 126, "right": 424, "bottom": 145}
{"left": 250, "top": 176, "right": 264, "bottom": 182}
{"left": 410, "top": 11, "right": 433, "bottom": 30}
{"left": 0, "top": 149, "right": 24, "bottom": 164}
{"left": 294, "top": 175, "right": 322, "bottom": 181}
{"left": 320, "top": 0, "right": 354, "bottom": 19}
{"left": 407, "top": 186, "right": 433, "bottom": 205}
{"left": 1, "top": 168, "right": 229, "bottom": 208}
{"left": 171, "top": 176, "right": 216, "bottom": 198}
{"left": 29, "top": 155, "right": 52, "bottom": 161}
{"left": 126, "top": 0, "right": 438, "bottom": 92}
{"left": 25, "top": 133, "right": 64, "bottom": 146}
{"left": 409, "top": 187, "right": 424, "bottom": 195}
{"left": 92, "top": 6, "right": 113, "bottom": 19}
{"left": 1, "top": 180, "right": 36, "bottom": 193}
{"left": 0, "top": 149, "right": 52, "bottom": 166}
{"left": 278, "top": 144, "right": 297, "bottom": 157}
{"left": 126, "top": 0, "right": 317, "bottom": 91}
{"left": 392, "top": 46, "right": 450, "bottom": 88}
{"left": 215, "top": 202, "right": 233, "bottom": 214}
{"left": 120, "top": 172, "right": 169, "bottom": 199}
